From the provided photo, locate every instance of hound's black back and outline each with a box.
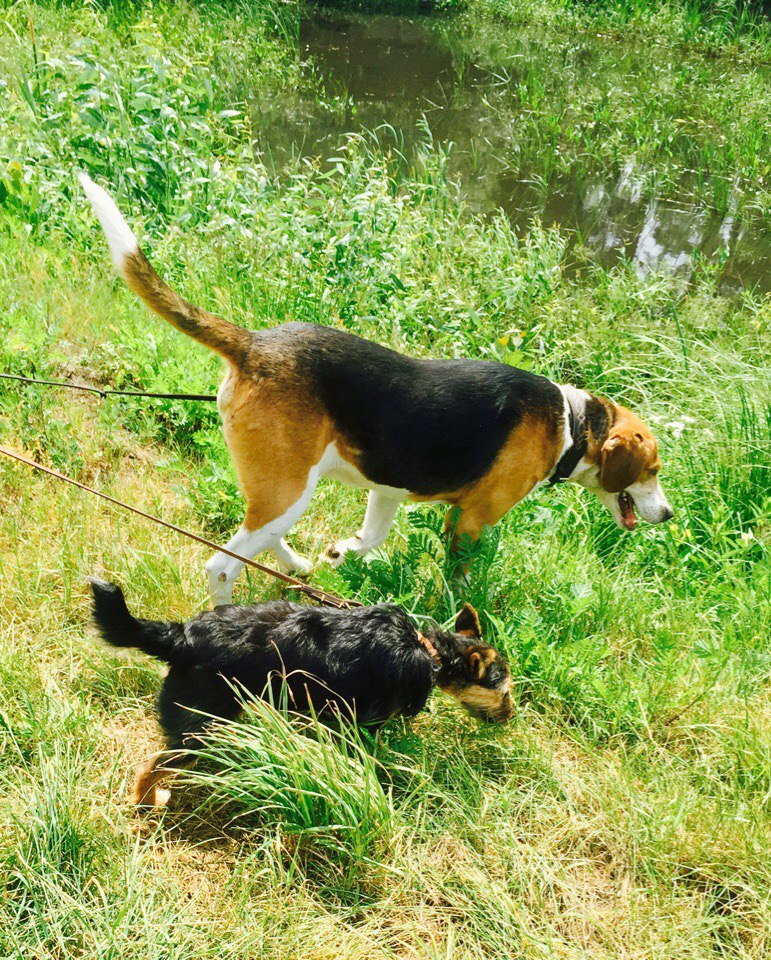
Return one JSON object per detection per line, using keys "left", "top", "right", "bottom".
{"left": 262, "top": 323, "right": 564, "bottom": 494}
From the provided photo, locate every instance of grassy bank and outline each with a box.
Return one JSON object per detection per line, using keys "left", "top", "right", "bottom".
{"left": 1, "top": 0, "right": 770, "bottom": 957}
{"left": 463, "top": 0, "right": 771, "bottom": 59}
{"left": 452, "top": 15, "right": 771, "bottom": 220}
{"left": 329, "top": 0, "right": 771, "bottom": 60}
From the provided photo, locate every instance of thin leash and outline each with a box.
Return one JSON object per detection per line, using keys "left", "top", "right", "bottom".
{"left": 0, "top": 372, "right": 217, "bottom": 403}
{"left": 0, "top": 445, "right": 360, "bottom": 610}
{"left": 416, "top": 631, "right": 441, "bottom": 665}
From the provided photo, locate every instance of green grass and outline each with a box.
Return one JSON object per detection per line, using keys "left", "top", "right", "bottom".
{"left": 454, "top": 17, "right": 771, "bottom": 218}
{"left": 184, "top": 695, "right": 395, "bottom": 888}
{"left": 464, "top": 0, "right": 771, "bottom": 60}
{"left": 1, "top": 0, "right": 770, "bottom": 956}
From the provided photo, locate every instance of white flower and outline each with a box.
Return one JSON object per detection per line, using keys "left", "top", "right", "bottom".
{"left": 665, "top": 420, "right": 686, "bottom": 439}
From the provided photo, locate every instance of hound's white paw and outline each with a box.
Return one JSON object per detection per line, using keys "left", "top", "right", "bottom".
{"left": 284, "top": 554, "right": 313, "bottom": 577}
{"left": 269, "top": 543, "right": 313, "bottom": 577}
{"left": 323, "top": 536, "right": 364, "bottom": 567}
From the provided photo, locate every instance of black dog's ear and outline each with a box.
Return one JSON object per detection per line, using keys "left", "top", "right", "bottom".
{"left": 465, "top": 645, "right": 494, "bottom": 680}
{"left": 455, "top": 603, "right": 481, "bottom": 638}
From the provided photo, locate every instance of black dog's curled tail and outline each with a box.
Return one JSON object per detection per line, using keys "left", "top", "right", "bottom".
{"left": 90, "top": 579, "right": 186, "bottom": 664}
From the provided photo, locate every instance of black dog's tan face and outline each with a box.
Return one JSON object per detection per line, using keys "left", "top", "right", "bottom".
{"left": 436, "top": 604, "right": 514, "bottom": 724}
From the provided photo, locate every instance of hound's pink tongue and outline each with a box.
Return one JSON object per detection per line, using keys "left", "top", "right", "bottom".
{"left": 619, "top": 493, "right": 637, "bottom": 530}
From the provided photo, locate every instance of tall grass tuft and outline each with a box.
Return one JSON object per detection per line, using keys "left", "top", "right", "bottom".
{"left": 183, "top": 694, "right": 394, "bottom": 872}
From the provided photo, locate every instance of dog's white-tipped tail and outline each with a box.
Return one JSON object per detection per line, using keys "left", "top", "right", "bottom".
{"left": 78, "top": 172, "right": 253, "bottom": 364}
{"left": 78, "top": 172, "right": 138, "bottom": 276}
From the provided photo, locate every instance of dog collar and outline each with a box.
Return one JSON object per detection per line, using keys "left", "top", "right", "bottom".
{"left": 549, "top": 390, "right": 587, "bottom": 485}
{"left": 417, "top": 631, "right": 441, "bottom": 665}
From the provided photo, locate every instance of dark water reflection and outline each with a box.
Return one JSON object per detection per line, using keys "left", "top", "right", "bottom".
{"left": 253, "top": 10, "right": 769, "bottom": 293}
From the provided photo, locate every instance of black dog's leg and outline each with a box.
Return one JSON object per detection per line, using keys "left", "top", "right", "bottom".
{"left": 133, "top": 752, "right": 191, "bottom": 807}
{"left": 134, "top": 666, "right": 242, "bottom": 807}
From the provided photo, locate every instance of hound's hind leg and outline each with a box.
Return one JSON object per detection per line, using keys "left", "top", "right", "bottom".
{"left": 206, "top": 464, "right": 322, "bottom": 605}
{"left": 324, "top": 490, "right": 403, "bottom": 566}
{"left": 268, "top": 539, "right": 313, "bottom": 577}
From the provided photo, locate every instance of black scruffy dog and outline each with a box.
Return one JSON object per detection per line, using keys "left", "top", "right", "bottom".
{"left": 90, "top": 580, "right": 513, "bottom": 806}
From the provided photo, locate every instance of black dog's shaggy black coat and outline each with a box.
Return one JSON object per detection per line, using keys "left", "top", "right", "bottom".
{"left": 90, "top": 581, "right": 511, "bottom": 759}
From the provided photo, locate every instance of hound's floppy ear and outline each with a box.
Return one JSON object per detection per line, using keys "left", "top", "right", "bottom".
{"left": 599, "top": 430, "right": 651, "bottom": 493}
{"left": 465, "top": 645, "right": 494, "bottom": 680}
{"left": 455, "top": 603, "right": 481, "bottom": 638}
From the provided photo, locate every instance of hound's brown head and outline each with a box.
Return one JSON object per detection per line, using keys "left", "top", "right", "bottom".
{"left": 427, "top": 604, "right": 514, "bottom": 723}
{"left": 579, "top": 402, "right": 673, "bottom": 530}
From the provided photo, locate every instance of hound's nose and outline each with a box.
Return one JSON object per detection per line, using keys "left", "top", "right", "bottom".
{"left": 660, "top": 505, "right": 674, "bottom": 522}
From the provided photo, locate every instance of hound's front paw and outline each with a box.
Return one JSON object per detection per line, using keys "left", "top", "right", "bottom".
{"left": 322, "top": 536, "right": 364, "bottom": 567}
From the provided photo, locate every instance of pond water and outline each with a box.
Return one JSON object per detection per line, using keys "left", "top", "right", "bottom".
{"left": 254, "top": 9, "right": 769, "bottom": 293}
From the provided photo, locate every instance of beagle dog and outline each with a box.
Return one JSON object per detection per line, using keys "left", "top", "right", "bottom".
{"left": 80, "top": 174, "right": 673, "bottom": 605}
